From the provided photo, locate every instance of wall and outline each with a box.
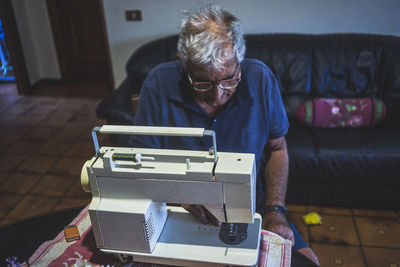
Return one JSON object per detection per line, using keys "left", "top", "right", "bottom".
{"left": 12, "top": 0, "right": 60, "bottom": 85}
{"left": 12, "top": 0, "right": 400, "bottom": 88}
{"left": 12, "top": 0, "right": 38, "bottom": 84}
{"left": 103, "top": 0, "right": 400, "bottom": 88}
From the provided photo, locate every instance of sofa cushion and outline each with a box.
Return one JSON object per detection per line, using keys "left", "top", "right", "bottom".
{"left": 312, "top": 35, "right": 381, "bottom": 98}
{"left": 309, "top": 182, "right": 400, "bottom": 210}
{"left": 286, "top": 122, "right": 317, "bottom": 183}
{"left": 311, "top": 127, "right": 400, "bottom": 181}
{"left": 296, "top": 98, "right": 386, "bottom": 127}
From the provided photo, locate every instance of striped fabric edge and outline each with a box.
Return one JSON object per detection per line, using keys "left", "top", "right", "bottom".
{"left": 305, "top": 100, "right": 313, "bottom": 126}
{"left": 375, "top": 99, "right": 384, "bottom": 124}
{"left": 370, "top": 98, "right": 376, "bottom": 127}
{"left": 22, "top": 205, "right": 90, "bottom": 267}
{"left": 370, "top": 98, "right": 385, "bottom": 126}
{"left": 259, "top": 230, "right": 292, "bottom": 267}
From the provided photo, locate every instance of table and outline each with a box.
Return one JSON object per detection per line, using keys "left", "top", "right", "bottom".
{"left": 0, "top": 207, "right": 317, "bottom": 266}
{"left": 0, "top": 207, "right": 81, "bottom": 264}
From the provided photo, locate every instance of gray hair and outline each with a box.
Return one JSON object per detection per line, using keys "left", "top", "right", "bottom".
{"left": 177, "top": 3, "right": 245, "bottom": 72}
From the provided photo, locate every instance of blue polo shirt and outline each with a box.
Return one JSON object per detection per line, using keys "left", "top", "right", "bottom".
{"left": 131, "top": 58, "right": 289, "bottom": 211}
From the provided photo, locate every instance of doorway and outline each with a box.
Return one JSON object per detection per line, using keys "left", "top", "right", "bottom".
{"left": 46, "top": 0, "right": 114, "bottom": 96}
{"left": 0, "top": 17, "right": 15, "bottom": 82}
{"left": 0, "top": 0, "right": 30, "bottom": 94}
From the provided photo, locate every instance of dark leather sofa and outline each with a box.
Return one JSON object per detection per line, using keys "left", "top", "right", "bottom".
{"left": 96, "top": 34, "right": 400, "bottom": 210}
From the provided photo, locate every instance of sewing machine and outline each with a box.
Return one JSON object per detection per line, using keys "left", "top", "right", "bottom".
{"left": 81, "top": 125, "right": 262, "bottom": 266}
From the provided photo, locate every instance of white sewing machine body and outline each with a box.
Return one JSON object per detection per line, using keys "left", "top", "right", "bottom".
{"left": 81, "top": 126, "right": 262, "bottom": 266}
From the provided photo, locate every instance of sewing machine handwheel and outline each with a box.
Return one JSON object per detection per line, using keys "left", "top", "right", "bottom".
{"left": 81, "top": 160, "right": 91, "bottom": 193}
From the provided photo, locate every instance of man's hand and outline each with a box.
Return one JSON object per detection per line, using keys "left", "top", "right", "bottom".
{"left": 262, "top": 212, "right": 294, "bottom": 245}
{"left": 182, "top": 204, "right": 221, "bottom": 226}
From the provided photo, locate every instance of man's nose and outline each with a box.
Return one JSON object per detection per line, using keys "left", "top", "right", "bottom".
{"left": 211, "top": 83, "right": 224, "bottom": 98}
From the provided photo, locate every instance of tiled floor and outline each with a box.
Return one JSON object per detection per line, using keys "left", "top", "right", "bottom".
{"left": 286, "top": 205, "right": 400, "bottom": 266}
{"left": 1, "top": 83, "right": 400, "bottom": 266}
{"left": 0, "top": 83, "right": 110, "bottom": 225}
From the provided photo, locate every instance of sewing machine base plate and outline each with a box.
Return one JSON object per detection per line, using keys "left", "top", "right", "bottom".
{"left": 101, "top": 206, "right": 262, "bottom": 267}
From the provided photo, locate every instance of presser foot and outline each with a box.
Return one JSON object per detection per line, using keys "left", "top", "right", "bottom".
{"left": 219, "top": 223, "right": 248, "bottom": 245}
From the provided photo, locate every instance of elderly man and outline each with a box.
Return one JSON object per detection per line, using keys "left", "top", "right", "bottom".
{"left": 131, "top": 3, "right": 319, "bottom": 265}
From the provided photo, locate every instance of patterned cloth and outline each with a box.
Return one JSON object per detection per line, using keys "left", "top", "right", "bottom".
{"left": 296, "top": 98, "right": 386, "bottom": 127}
{"left": 21, "top": 206, "right": 291, "bottom": 267}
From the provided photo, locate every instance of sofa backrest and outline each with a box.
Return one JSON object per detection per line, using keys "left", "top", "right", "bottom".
{"left": 124, "top": 35, "right": 179, "bottom": 96}
{"left": 123, "top": 33, "right": 400, "bottom": 122}
{"left": 245, "top": 34, "right": 312, "bottom": 117}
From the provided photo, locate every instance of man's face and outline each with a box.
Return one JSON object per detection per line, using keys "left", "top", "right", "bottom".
{"left": 186, "top": 57, "right": 240, "bottom": 111}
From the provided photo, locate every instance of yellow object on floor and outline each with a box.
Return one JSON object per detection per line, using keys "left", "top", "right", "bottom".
{"left": 303, "top": 212, "right": 323, "bottom": 225}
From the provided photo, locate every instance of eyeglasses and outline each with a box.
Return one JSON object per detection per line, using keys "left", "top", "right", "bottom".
{"left": 187, "top": 64, "right": 241, "bottom": 92}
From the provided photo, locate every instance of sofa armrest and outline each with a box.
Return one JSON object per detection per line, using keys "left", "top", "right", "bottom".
{"left": 96, "top": 79, "right": 136, "bottom": 125}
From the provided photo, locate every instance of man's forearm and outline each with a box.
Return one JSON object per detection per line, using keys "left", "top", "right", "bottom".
{"left": 264, "top": 148, "right": 289, "bottom": 206}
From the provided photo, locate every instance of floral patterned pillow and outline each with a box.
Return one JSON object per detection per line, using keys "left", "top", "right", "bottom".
{"left": 296, "top": 98, "right": 386, "bottom": 127}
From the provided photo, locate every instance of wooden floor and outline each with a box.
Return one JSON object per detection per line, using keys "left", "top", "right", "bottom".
{"left": 0, "top": 83, "right": 399, "bottom": 266}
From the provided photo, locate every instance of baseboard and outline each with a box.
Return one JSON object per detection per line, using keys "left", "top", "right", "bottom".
{"left": 28, "top": 78, "right": 110, "bottom": 98}
{"left": 31, "top": 78, "right": 64, "bottom": 91}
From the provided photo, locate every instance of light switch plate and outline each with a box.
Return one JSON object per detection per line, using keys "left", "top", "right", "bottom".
{"left": 125, "top": 10, "right": 142, "bottom": 21}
